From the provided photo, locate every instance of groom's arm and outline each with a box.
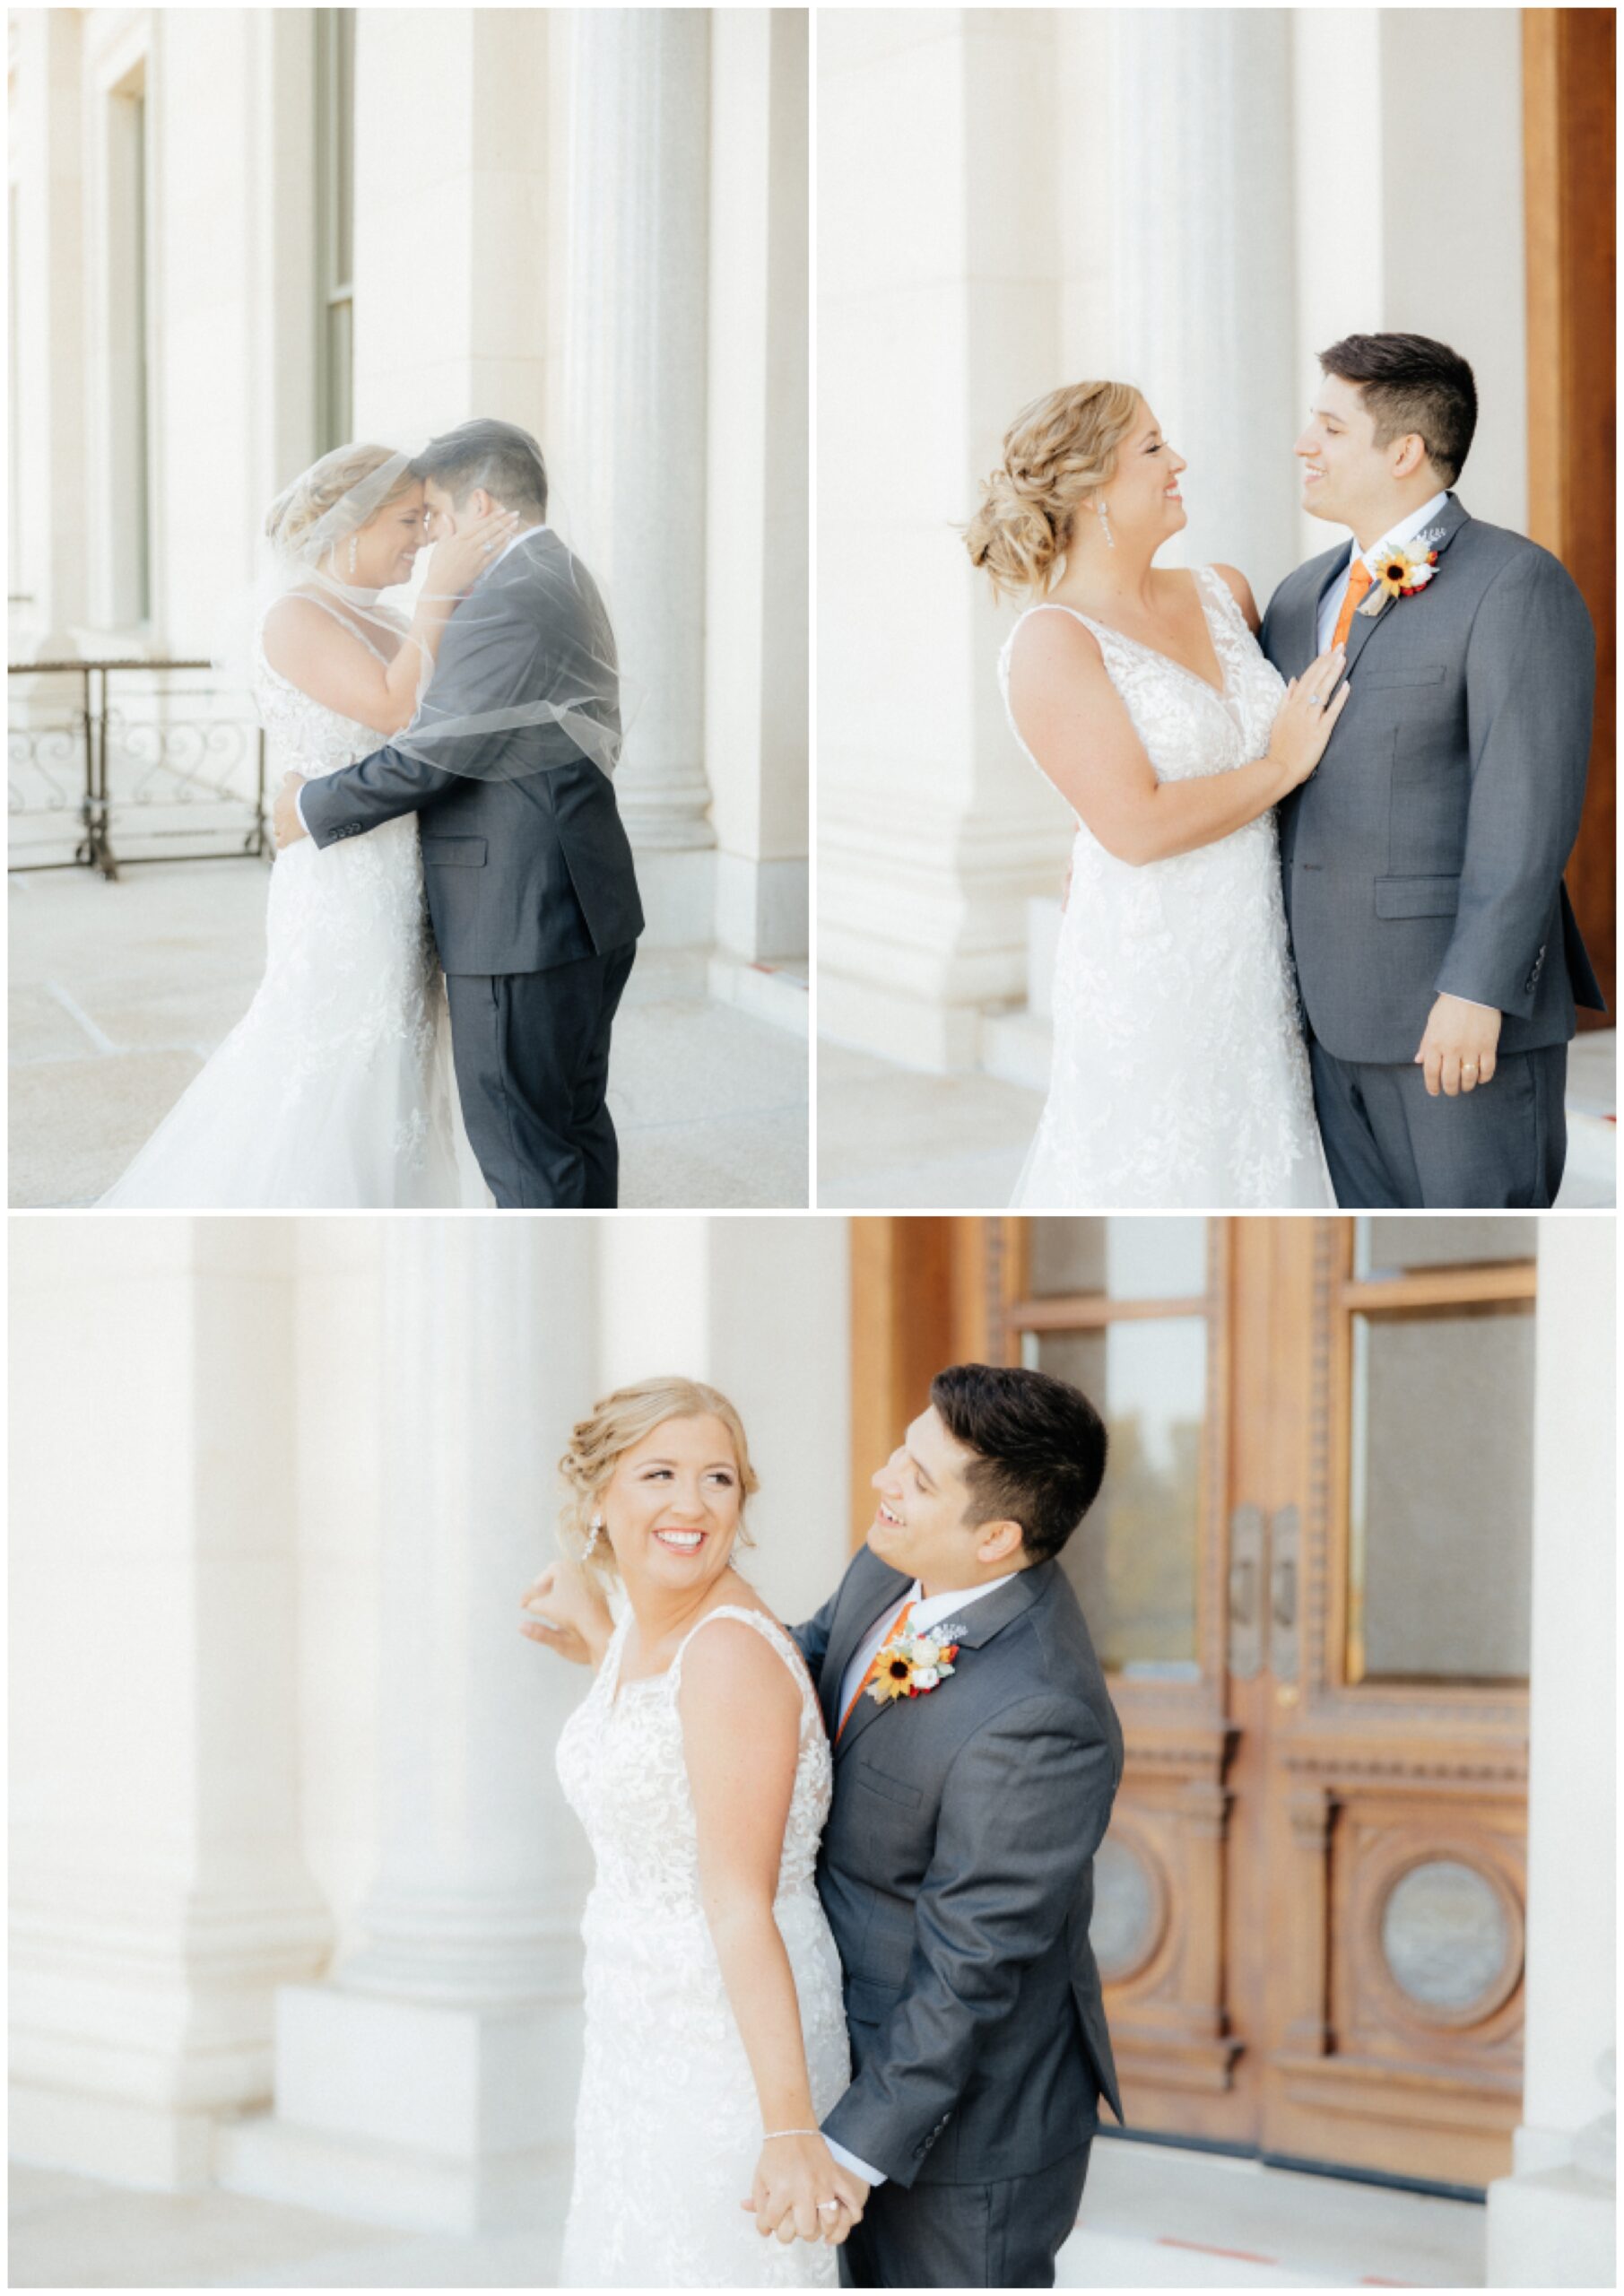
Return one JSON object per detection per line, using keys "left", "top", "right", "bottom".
{"left": 821, "top": 1692, "right": 1115, "bottom": 2188}
{"left": 1436, "top": 550, "right": 1595, "bottom": 1016}
{"left": 299, "top": 592, "right": 541, "bottom": 848}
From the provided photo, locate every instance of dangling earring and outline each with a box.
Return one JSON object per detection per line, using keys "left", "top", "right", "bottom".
{"left": 584, "top": 1517, "right": 603, "bottom": 1559}
{"left": 1095, "top": 497, "right": 1116, "bottom": 551}
{"left": 348, "top": 534, "right": 359, "bottom": 578}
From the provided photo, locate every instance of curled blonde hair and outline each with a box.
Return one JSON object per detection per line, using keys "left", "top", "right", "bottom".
{"left": 965, "top": 381, "right": 1142, "bottom": 599}
{"left": 263, "top": 442, "right": 419, "bottom": 562}
{"left": 558, "top": 1377, "right": 760, "bottom": 1584}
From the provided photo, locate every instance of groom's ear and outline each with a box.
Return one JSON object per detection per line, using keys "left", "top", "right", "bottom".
{"left": 975, "top": 1518, "right": 1027, "bottom": 1570}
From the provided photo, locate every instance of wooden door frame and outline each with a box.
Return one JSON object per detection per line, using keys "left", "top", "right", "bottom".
{"left": 1524, "top": 7, "right": 1616, "bottom": 1016}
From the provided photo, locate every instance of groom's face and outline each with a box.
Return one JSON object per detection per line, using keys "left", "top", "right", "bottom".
{"left": 1297, "top": 372, "right": 1424, "bottom": 535}
{"left": 422, "top": 478, "right": 492, "bottom": 540}
{"left": 867, "top": 1406, "right": 1023, "bottom": 1595}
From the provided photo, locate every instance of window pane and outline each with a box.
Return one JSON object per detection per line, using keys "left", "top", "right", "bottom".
{"left": 1027, "top": 1318, "right": 1204, "bottom": 1677}
{"left": 1350, "top": 1307, "right": 1533, "bottom": 1681}
{"left": 1356, "top": 1217, "right": 1536, "bottom": 1278}
{"left": 1027, "top": 1218, "right": 1207, "bottom": 1302}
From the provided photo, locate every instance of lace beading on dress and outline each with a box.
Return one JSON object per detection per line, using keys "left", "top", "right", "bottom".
{"left": 99, "top": 598, "right": 482, "bottom": 1208}
{"left": 556, "top": 1605, "right": 851, "bottom": 2288}
{"left": 999, "top": 565, "right": 1331, "bottom": 1207}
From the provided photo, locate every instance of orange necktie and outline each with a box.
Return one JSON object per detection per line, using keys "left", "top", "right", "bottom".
{"left": 836, "top": 1599, "right": 915, "bottom": 1743}
{"left": 1331, "top": 559, "right": 1374, "bottom": 651}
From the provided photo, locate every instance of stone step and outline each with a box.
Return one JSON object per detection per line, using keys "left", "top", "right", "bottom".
{"left": 1057, "top": 2139, "right": 1486, "bottom": 2288}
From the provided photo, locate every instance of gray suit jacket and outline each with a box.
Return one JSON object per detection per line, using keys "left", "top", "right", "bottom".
{"left": 299, "top": 528, "right": 644, "bottom": 976}
{"left": 1260, "top": 494, "right": 1602, "bottom": 1064}
{"left": 793, "top": 1549, "right": 1124, "bottom": 2189}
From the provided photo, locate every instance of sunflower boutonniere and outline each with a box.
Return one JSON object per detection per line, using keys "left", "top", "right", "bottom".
{"left": 1359, "top": 527, "right": 1446, "bottom": 616}
{"left": 868, "top": 1621, "right": 968, "bottom": 1709}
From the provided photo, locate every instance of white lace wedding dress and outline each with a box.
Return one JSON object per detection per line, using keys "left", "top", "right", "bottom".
{"left": 100, "top": 600, "right": 487, "bottom": 1208}
{"left": 556, "top": 1605, "right": 852, "bottom": 2289}
{"left": 1001, "top": 565, "right": 1332, "bottom": 1207}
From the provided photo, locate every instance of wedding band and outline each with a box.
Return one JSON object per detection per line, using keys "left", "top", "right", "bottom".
{"left": 1307, "top": 692, "right": 1323, "bottom": 707}
{"left": 818, "top": 2202, "right": 840, "bottom": 2216}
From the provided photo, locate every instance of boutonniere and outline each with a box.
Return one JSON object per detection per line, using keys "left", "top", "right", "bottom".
{"left": 869, "top": 1622, "right": 967, "bottom": 1708}
{"left": 1360, "top": 529, "right": 1446, "bottom": 615}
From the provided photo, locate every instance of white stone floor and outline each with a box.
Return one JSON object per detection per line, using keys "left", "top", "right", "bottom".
{"left": 817, "top": 1031, "right": 1617, "bottom": 1210}
{"left": 7, "top": 861, "right": 810, "bottom": 1209}
{"left": 10, "top": 2140, "right": 1487, "bottom": 2288}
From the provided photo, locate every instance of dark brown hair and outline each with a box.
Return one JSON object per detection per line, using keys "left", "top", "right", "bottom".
{"left": 413, "top": 418, "right": 549, "bottom": 518}
{"left": 1317, "top": 332, "right": 1477, "bottom": 486}
{"left": 930, "top": 1362, "right": 1107, "bottom": 1566}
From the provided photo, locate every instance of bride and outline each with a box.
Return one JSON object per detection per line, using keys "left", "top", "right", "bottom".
{"left": 968, "top": 380, "right": 1343, "bottom": 1209}
{"left": 526, "top": 1378, "right": 858, "bottom": 2288}
{"left": 100, "top": 443, "right": 509, "bottom": 1208}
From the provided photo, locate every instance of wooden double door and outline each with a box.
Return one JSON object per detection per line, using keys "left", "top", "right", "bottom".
{"left": 850, "top": 1216, "right": 1537, "bottom": 2190}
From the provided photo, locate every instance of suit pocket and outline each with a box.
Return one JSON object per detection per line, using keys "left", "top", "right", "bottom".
{"left": 1359, "top": 663, "right": 1446, "bottom": 690}
{"left": 1375, "top": 874, "right": 1461, "bottom": 918}
{"left": 854, "top": 1759, "right": 923, "bottom": 1811}
{"left": 846, "top": 1977, "right": 904, "bottom": 2028}
{"left": 421, "top": 836, "right": 488, "bottom": 867}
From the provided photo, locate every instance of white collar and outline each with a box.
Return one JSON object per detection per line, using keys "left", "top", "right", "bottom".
{"left": 491, "top": 520, "right": 549, "bottom": 573}
{"left": 1353, "top": 490, "right": 1450, "bottom": 570}
{"left": 903, "top": 1570, "right": 1022, "bottom": 1635}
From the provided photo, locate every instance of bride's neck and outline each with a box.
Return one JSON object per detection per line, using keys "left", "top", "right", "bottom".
{"left": 1049, "top": 535, "right": 1161, "bottom": 613}
{"left": 622, "top": 1570, "right": 742, "bottom": 1660}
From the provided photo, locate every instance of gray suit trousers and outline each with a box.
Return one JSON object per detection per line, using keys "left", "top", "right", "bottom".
{"left": 838, "top": 2142, "right": 1092, "bottom": 2290}
{"left": 1309, "top": 1036, "right": 1568, "bottom": 1208}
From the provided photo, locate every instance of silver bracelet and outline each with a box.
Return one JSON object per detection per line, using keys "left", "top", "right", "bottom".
{"left": 761, "top": 2128, "right": 821, "bottom": 2142}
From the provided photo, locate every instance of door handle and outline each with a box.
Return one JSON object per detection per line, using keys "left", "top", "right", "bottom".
{"left": 1270, "top": 1506, "right": 1300, "bottom": 1683}
{"left": 1229, "top": 1506, "right": 1265, "bottom": 1679}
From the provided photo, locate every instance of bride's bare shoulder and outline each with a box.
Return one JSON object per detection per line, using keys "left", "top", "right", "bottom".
{"left": 259, "top": 590, "right": 352, "bottom": 676}
{"left": 1207, "top": 561, "right": 1261, "bottom": 632}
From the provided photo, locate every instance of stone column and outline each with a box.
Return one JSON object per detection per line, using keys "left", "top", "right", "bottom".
{"left": 704, "top": 10, "right": 809, "bottom": 978}
{"left": 560, "top": 8, "right": 716, "bottom": 946}
{"left": 817, "top": 10, "right": 1070, "bottom": 1070}
{"left": 1487, "top": 1219, "right": 1616, "bottom": 2285}
{"left": 9, "top": 1220, "right": 331, "bottom": 2188}
{"left": 220, "top": 1219, "right": 601, "bottom": 2236}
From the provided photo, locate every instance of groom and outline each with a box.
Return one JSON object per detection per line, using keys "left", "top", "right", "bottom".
{"left": 1262, "top": 332, "right": 1602, "bottom": 1207}
{"left": 274, "top": 418, "right": 644, "bottom": 1209}
{"left": 525, "top": 1361, "right": 1124, "bottom": 2288}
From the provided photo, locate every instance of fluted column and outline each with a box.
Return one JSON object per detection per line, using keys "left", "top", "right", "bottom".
{"left": 221, "top": 1219, "right": 600, "bottom": 2235}
{"left": 9, "top": 1220, "right": 331, "bottom": 2187}
{"left": 561, "top": 8, "right": 716, "bottom": 943}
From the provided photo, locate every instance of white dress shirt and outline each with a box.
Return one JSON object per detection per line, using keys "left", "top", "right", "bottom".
{"left": 824, "top": 1569, "right": 1022, "bottom": 2192}
{"left": 1315, "top": 489, "right": 1449, "bottom": 654}
{"left": 292, "top": 522, "right": 548, "bottom": 831}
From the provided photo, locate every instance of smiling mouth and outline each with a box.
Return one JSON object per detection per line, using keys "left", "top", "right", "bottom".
{"left": 654, "top": 1527, "right": 705, "bottom": 1554}
{"left": 875, "top": 1500, "right": 903, "bottom": 1528}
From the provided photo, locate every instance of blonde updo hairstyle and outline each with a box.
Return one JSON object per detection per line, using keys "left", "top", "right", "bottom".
{"left": 966, "top": 380, "right": 1143, "bottom": 599}
{"left": 263, "top": 442, "right": 420, "bottom": 565}
{"left": 558, "top": 1376, "right": 760, "bottom": 1586}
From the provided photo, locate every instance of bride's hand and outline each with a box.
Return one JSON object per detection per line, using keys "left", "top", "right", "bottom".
{"left": 422, "top": 507, "right": 523, "bottom": 600}
{"left": 519, "top": 1558, "right": 612, "bottom": 1668}
{"left": 1268, "top": 642, "right": 1350, "bottom": 788}
{"left": 749, "top": 2133, "right": 859, "bottom": 2248}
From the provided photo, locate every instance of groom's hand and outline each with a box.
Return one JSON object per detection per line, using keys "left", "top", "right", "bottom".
{"left": 1415, "top": 992, "right": 1501, "bottom": 1097}
{"left": 274, "top": 773, "right": 309, "bottom": 849}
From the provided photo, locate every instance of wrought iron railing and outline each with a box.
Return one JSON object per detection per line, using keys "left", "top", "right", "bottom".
{"left": 7, "top": 658, "right": 268, "bottom": 879}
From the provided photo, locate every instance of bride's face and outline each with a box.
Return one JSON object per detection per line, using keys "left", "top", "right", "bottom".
{"left": 1095, "top": 401, "right": 1187, "bottom": 548}
{"left": 346, "top": 483, "right": 428, "bottom": 588}
{"left": 601, "top": 1414, "right": 744, "bottom": 1594}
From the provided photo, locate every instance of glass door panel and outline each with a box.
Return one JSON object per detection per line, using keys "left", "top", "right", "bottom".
{"left": 1348, "top": 1303, "right": 1535, "bottom": 1683}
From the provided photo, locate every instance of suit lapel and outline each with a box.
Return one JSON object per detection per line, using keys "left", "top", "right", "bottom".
{"left": 1342, "top": 492, "right": 1471, "bottom": 681}
{"left": 821, "top": 1554, "right": 911, "bottom": 1741}
{"left": 832, "top": 1563, "right": 1053, "bottom": 1763}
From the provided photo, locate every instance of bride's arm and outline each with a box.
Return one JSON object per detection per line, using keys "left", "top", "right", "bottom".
{"left": 680, "top": 1625, "right": 864, "bottom": 2248}
{"left": 1006, "top": 609, "right": 1347, "bottom": 865}
{"left": 261, "top": 510, "right": 521, "bottom": 736}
